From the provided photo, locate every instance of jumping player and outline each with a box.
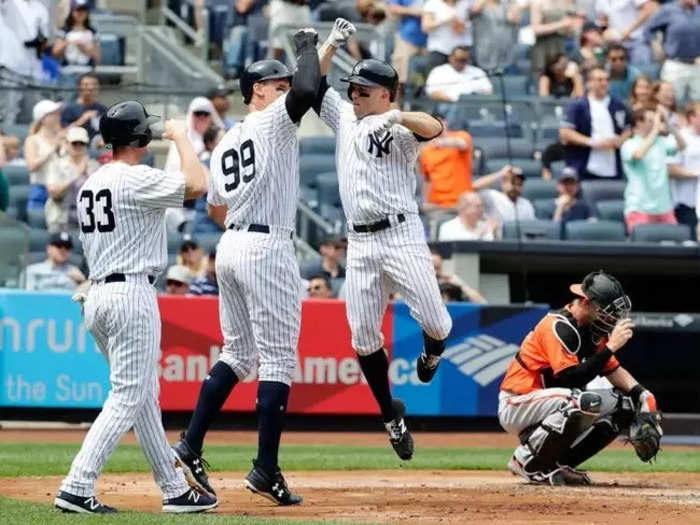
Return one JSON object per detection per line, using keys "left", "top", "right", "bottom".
{"left": 54, "top": 102, "right": 216, "bottom": 513}
{"left": 499, "top": 271, "right": 662, "bottom": 485}
{"left": 170, "top": 28, "right": 321, "bottom": 505}
{"left": 315, "top": 21, "right": 453, "bottom": 460}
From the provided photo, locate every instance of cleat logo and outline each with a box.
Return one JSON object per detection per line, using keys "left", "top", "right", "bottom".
{"left": 442, "top": 334, "right": 519, "bottom": 386}
{"left": 272, "top": 482, "right": 285, "bottom": 499}
{"left": 188, "top": 491, "right": 200, "bottom": 503}
{"left": 84, "top": 497, "right": 99, "bottom": 511}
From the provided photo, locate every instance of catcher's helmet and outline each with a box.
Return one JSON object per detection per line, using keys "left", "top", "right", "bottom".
{"left": 100, "top": 100, "right": 160, "bottom": 148}
{"left": 240, "top": 60, "right": 292, "bottom": 104}
{"left": 570, "top": 271, "right": 631, "bottom": 341}
{"left": 341, "top": 59, "right": 399, "bottom": 102}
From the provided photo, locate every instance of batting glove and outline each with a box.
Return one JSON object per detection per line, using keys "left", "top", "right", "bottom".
{"left": 370, "top": 109, "right": 403, "bottom": 134}
{"left": 294, "top": 27, "right": 319, "bottom": 52}
{"left": 327, "top": 18, "right": 357, "bottom": 48}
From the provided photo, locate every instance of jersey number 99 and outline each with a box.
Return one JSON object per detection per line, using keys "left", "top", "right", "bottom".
{"left": 222, "top": 139, "right": 256, "bottom": 192}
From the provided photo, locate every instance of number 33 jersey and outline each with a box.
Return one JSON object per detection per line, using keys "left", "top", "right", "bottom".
{"left": 208, "top": 95, "right": 299, "bottom": 230}
{"left": 76, "top": 161, "right": 186, "bottom": 280}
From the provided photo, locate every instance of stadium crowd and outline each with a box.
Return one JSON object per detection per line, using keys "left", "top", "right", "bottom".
{"left": 2, "top": 0, "right": 700, "bottom": 303}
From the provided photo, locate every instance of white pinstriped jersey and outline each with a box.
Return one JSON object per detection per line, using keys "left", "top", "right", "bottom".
{"left": 208, "top": 95, "right": 299, "bottom": 229}
{"left": 77, "top": 161, "right": 185, "bottom": 280}
{"left": 319, "top": 87, "right": 421, "bottom": 223}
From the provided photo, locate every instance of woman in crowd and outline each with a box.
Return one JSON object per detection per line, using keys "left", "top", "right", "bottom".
{"left": 530, "top": 0, "right": 579, "bottom": 76}
{"left": 573, "top": 21, "right": 604, "bottom": 73}
{"left": 422, "top": 0, "right": 473, "bottom": 74}
{"left": 538, "top": 52, "right": 584, "bottom": 98}
{"left": 654, "top": 80, "right": 682, "bottom": 128}
{"left": 24, "top": 100, "right": 64, "bottom": 211}
{"left": 52, "top": 0, "right": 101, "bottom": 77}
{"left": 45, "top": 126, "right": 98, "bottom": 232}
{"left": 177, "top": 239, "right": 207, "bottom": 279}
{"left": 470, "top": 0, "right": 522, "bottom": 72}
{"left": 629, "top": 74, "right": 654, "bottom": 111}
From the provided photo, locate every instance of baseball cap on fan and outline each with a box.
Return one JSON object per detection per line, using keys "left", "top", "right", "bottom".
{"left": 49, "top": 231, "right": 73, "bottom": 249}
{"left": 71, "top": 0, "right": 91, "bottom": 9}
{"left": 33, "top": 100, "right": 63, "bottom": 123}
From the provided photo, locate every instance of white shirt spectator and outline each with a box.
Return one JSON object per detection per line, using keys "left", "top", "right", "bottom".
{"left": 481, "top": 188, "right": 536, "bottom": 223}
{"left": 425, "top": 62, "right": 492, "bottom": 101}
{"left": 24, "top": 260, "right": 81, "bottom": 292}
{"left": 438, "top": 217, "right": 496, "bottom": 241}
{"left": 6, "top": 0, "right": 50, "bottom": 79}
{"left": 671, "top": 128, "right": 700, "bottom": 210}
{"left": 423, "top": 0, "right": 473, "bottom": 55}
{"left": 586, "top": 95, "right": 618, "bottom": 177}
{"left": 595, "top": 0, "right": 648, "bottom": 41}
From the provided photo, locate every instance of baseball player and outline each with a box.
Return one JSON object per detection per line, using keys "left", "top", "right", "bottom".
{"left": 315, "top": 21, "right": 453, "bottom": 460}
{"left": 499, "top": 271, "right": 662, "bottom": 485}
{"left": 171, "top": 28, "right": 321, "bottom": 506}
{"left": 54, "top": 101, "right": 218, "bottom": 513}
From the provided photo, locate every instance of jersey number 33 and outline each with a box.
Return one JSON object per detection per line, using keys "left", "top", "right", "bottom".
{"left": 79, "top": 189, "right": 116, "bottom": 233}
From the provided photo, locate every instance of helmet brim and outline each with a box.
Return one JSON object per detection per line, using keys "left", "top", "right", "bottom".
{"left": 569, "top": 283, "right": 586, "bottom": 298}
{"left": 257, "top": 73, "right": 293, "bottom": 83}
{"left": 340, "top": 75, "right": 384, "bottom": 88}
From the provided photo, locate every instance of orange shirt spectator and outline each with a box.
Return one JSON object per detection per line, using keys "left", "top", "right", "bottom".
{"left": 420, "top": 128, "right": 473, "bottom": 208}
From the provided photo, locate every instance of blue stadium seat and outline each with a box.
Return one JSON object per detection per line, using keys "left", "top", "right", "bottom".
{"left": 1, "top": 124, "right": 30, "bottom": 145}
{"left": 467, "top": 120, "right": 525, "bottom": 138}
{"left": 300, "top": 136, "right": 335, "bottom": 156}
{"left": 486, "top": 158, "right": 541, "bottom": 178}
{"left": 492, "top": 75, "right": 530, "bottom": 97}
{"left": 9, "top": 184, "right": 29, "bottom": 223}
{"left": 522, "top": 178, "right": 557, "bottom": 201}
{"left": 167, "top": 232, "right": 185, "bottom": 254}
{"left": 502, "top": 219, "right": 561, "bottom": 240}
{"left": 69, "top": 232, "right": 83, "bottom": 256}
{"left": 564, "top": 220, "right": 626, "bottom": 241}
{"left": 595, "top": 200, "right": 625, "bottom": 222}
{"left": 316, "top": 172, "right": 340, "bottom": 207}
{"left": 26, "top": 208, "right": 46, "bottom": 229}
{"left": 580, "top": 180, "right": 626, "bottom": 207}
{"left": 2, "top": 164, "right": 30, "bottom": 185}
{"left": 537, "top": 97, "right": 572, "bottom": 121}
{"left": 630, "top": 223, "right": 692, "bottom": 243}
{"left": 472, "top": 137, "right": 534, "bottom": 160}
{"left": 300, "top": 154, "right": 336, "bottom": 188}
{"left": 533, "top": 198, "right": 556, "bottom": 219}
{"left": 99, "top": 34, "right": 123, "bottom": 66}
{"left": 195, "top": 232, "right": 222, "bottom": 254}
{"left": 29, "top": 228, "right": 50, "bottom": 252}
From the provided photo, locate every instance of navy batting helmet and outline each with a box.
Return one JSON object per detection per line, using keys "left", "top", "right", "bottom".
{"left": 240, "top": 60, "right": 292, "bottom": 105}
{"left": 100, "top": 100, "right": 160, "bottom": 148}
{"left": 341, "top": 59, "right": 399, "bottom": 102}
{"left": 571, "top": 271, "right": 631, "bottom": 341}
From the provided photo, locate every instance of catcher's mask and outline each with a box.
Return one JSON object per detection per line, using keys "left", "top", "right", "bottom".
{"left": 570, "top": 270, "right": 631, "bottom": 343}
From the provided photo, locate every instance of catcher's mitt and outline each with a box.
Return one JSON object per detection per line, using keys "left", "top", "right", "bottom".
{"left": 628, "top": 412, "right": 662, "bottom": 462}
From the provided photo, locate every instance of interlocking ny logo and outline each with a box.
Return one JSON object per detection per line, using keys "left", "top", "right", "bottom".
{"left": 442, "top": 334, "right": 519, "bottom": 386}
{"left": 368, "top": 130, "right": 393, "bottom": 158}
{"left": 272, "top": 482, "right": 285, "bottom": 498}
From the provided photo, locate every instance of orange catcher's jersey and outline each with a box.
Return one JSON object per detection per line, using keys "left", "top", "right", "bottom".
{"left": 500, "top": 306, "right": 620, "bottom": 395}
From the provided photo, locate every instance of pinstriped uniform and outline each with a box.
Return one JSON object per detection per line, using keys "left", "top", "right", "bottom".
{"left": 319, "top": 88, "right": 452, "bottom": 354}
{"left": 207, "top": 95, "right": 300, "bottom": 386}
{"left": 59, "top": 162, "right": 190, "bottom": 499}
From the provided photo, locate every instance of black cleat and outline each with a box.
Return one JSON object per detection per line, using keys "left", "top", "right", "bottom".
{"left": 54, "top": 491, "right": 117, "bottom": 514}
{"left": 162, "top": 488, "right": 218, "bottom": 513}
{"left": 172, "top": 432, "right": 216, "bottom": 497}
{"left": 416, "top": 352, "right": 441, "bottom": 383}
{"left": 245, "top": 461, "right": 303, "bottom": 506}
{"left": 384, "top": 398, "right": 414, "bottom": 460}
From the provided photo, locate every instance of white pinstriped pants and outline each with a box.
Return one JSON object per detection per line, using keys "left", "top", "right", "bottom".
{"left": 60, "top": 277, "right": 189, "bottom": 499}
{"left": 215, "top": 229, "right": 300, "bottom": 386}
{"left": 346, "top": 214, "right": 452, "bottom": 355}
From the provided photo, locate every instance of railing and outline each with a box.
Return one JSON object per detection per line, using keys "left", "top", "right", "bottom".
{"left": 296, "top": 199, "right": 343, "bottom": 246}
{"left": 159, "top": 5, "right": 210, "bottom": 64}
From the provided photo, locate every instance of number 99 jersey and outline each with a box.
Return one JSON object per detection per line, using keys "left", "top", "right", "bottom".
{"left": 207, "top": 95, "right": 300, "bottom": 229}
{"left": 77, "top": 162, "right": 186, "bottom": 280}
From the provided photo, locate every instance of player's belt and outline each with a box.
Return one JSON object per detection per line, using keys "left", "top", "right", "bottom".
{"left": 228, "top": 223, "right": 293, "bottom": 239}
{"left": 352, "top": 214, "right": 406, "bottom": 233}
{"left": 104, "top": 273, "right": 155, "bottom": 285}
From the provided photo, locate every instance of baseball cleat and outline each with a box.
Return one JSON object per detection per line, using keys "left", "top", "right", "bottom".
{"left": 385, "top": 398, "right": 414, "bottom": 460}
{"left": 172, "top": 432, "right": 216, "bottom": 497}
{"left": 245, "top": 460, "right": 303, "bottom": 506}
{"left": 507, "top": 456, "right": 592, "bottom": 486}
{"left": 54, "top": 491, "right": 117, "bottom": 514}
{"left": 162, "top": 488, "right": 218, "bottom": 513}
{"left": 416, "top": 352, "right": 441, "bottom": 383}
{"left": 552, "top": 465, "right": 592, "bottom": 486}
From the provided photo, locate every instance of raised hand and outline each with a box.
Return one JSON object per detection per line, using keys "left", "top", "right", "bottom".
{"left": 294, "top": 27, "right": 318, "bottom": 52}
{"left": 328, "top": 18, "right": 357, "bottom": 48}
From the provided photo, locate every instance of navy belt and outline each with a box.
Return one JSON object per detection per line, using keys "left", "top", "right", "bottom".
{"left": 352, "top": 214, "right": 405, "bottom": 233}
{"left": 228, "top": 223, "right": 293, "bottom": 239}
{"left": 105, "top": 273, "right": 155, "bottom": 284}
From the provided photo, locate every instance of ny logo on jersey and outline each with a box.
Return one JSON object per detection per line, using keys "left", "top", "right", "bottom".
{"left": 368, "top": 130, "right": 393, "bottom": 158}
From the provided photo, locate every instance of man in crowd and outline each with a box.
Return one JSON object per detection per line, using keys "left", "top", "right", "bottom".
{"left": 24, "top": 231, "right": 85, "bottom": 291}
{"left": 669, "top": 103, "right": 700, "bottom": 238}
{"left": 165, "top": 265, "right": 192, "bottom": 295}
{"left": 61, "top": 73, "right": 107, "bottom": 141}
{"left": 596, "top": 0, "right": 658, "bottom": 65}
{"left": 206, "top": 85, "right": 234, "bottom": 130}
{"left": 606, "top": 44, "right": 640, "bottom": 102}
{"left": 560, "top": 66, "right": 631, "bottom": 180}
{"left": 438, "top": 191, "right": 499, "bottom": 241}
{"left": 553, "top": 167, "right": 592, "bottom": 224}
{"left": 622, "top": 106, "right": 686, "bottom": 233}
{"left": 425, "top": 46, "right": 492, "bottom": 102}
{"left": 302, "top": 235, "right": 346, "bottom": 281}
{"left": 190, "top": 249, "right": 218, "bottom": 295}
{"left": 480, "top": 168, "right": 536, "bottom": 224}
{"left": 308, "top": 275, "right": 334, "bottom": 299}
{"left": 388, "top": 0, "right": 427, "bottom": 96}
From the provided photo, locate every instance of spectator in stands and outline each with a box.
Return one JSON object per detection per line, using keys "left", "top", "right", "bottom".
{"left": 606, "top": 43, "right": 640, "bottom": 102}
{"left": 431, "top": 248, "right": 487, "bottom": 303}
{"left": 669, "top": 102, "right": 700, "bottom": 236}
{"left": 225, "top": 0, "right": 269, "bottom": 79}
{"left": 438, "top": 191, "right": 500, "bottom": 241}
{"left": 8, "top": 0, "right": 51, "bottom": 81}
{"left": 629, "top": 74, "right": 654, "bottom": 110}
{"left": 45, "top": 126, "right": 98, "bottom": 232}
{"left": 644, "top": 0, "right": 700, "bottom": 107}
{"left": 530, "top": 0, "right": 580, "bottom": 76}
{"left": 165, "top": 265, "right": 192, "bottom": 295}
{"left": 439, "top": 281, "right": 464, "bottom": 302}
{"left": 469, "top": 0, "right": 521, "bottom": 72}
{"left": 61, "top": 73, "right": 107, "bottom": 141}
{"left": 480, "top": 167, "right": 536, "bottom": 223}
{"left": 24, "top": 231, "right": 85, "bottom": 291}
{"left": 302, "top": 235, "right": 346, "bottom": 280}
{"left": 653, "top": 80, "right": 682, "bottom": 128}
{"left": 540, "top": 140, "right": 565, "bottom": 180}
{"left": 573, "top": 21, "right": 605, "bottom": 72}
{"left": 389, "top": 0, "right": 427, "bottom": 95}
{"left": 0, "top": 133, "right": 20, "bottom": 169}
{"left": 190, "top": 249, "right": 219, "bottom": 295}
{"left": 177, "top": 238, "right": 207, "bottom": 279}
{"left": 206, "top": 85, "right": 234, "bottom": 130}
{"left": 538, "top": 53, "right": 584, "bottom": 98}
{"left": 425, "top": 46, "right": 492, "bottom": 101}
{"left": 25, "top": 99, "right": 64, "bottom": 210}
{"left": 165, "top": 97, "right": 224, "bottom": 172}
{"left": 622, "top": 106, "right": 686, "bottom": 232}
{"left": 552, "top": 166, "right": 592, "bottom": 224}
{"left": 421, "top": 0, "right": 473, "bottom": 74}
{"left": 597, "top": 0, "right": 658, "bottom": 65}
{"left": 52, "top": 0, "right": 100, "bottom": 79}
{"left": 308, "top": 275, "right": 334, "bottom": 299}
{"left": 269, "top": 0, "right": 311, "bottom": 60}
{"left": 199, "top": 126, "right": 223, "bottom": 168}
{"left": 559, "top": 66, "right": 631, "bottom": 180}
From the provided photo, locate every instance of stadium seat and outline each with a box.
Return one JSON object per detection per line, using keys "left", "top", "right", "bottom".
{"left": 29, "top": 228, "right": 50, "bottom": 252}
{"left": 167, "top": 232, "right": 185, "bottom": 254}
{"left": 533, "top": 198, "right": 556, "bottom": 219}
{"left": 405, "top": 54, "right": 430, "bottom": 101}
{"left": 467, "top": 120, "right": 525, "bottom": 138}
{"left": 564, "top": 220, "right": 626, "bottom": 241}
{"left": 26, "top": 208, "right": 46, "bottom": 229}
{"left": 522, "top": 178, "right": 557, "bottom": 201}
{"left": 316, "top": 172, "right": 341, "bottom": 208}
{"left": 595, "top": 200, "right": 625, "bottom": 222}
{"left": 300, "top": 136, "right": 335, "bottom": 156}
{"left": 99, "top": 34, "right": 124, "bottom": 66}
{"left": 0, "top": 124, "right": 30, "bottom": 145}
{"left": 502, "top": 219, "right": 561, "bottom": 240}
{"left": 2, "top": 164, "right": 30, "bottom": 185}
{"left": 492, "top": 75, "right": 530, "bottom": 97}
{"left": 300, "top": 154, "right": 336, "bottom": 188}
{"left": 472, "top": 137, "right": 534, "bottom": 160}
{"left": 630, "top": 223, "right": 692, "bottom": 243}
{"left": 537, "top": 97, "right": 572, "bottom": 121}
{"left": 580, "top": 180, "right": 626, "bottom": 206}
{"left": 487, "top": 158, "right": 541, "bottom": 178}
{"left": 195, "top": 232, "right": 222, "bottom": 254}
{"left": 9, "top": 184, "right": 29, "bottom": 223}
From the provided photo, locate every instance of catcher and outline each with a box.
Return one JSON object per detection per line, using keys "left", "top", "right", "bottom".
{"left": 499, "top": 271, "right": 662, "bottom": 485}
